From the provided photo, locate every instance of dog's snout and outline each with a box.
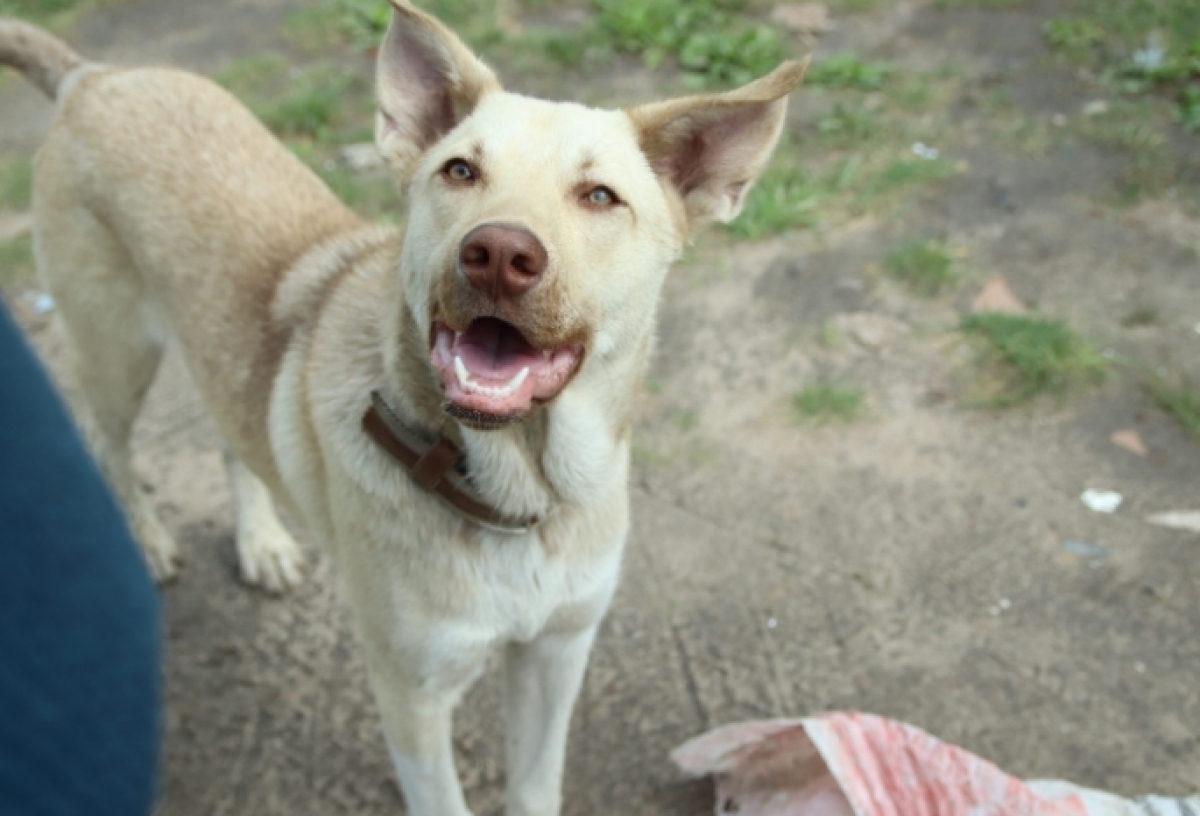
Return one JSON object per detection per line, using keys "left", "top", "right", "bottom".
{"left": 459, "top": 224, "right": 548, "bottom": 300}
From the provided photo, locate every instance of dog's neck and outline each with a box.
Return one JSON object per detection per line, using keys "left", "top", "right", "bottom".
{"left": 381, "top": 302, "right": 633, "bottom": 524}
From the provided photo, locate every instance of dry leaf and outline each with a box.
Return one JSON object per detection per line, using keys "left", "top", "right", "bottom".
{"left": 1145, "top": 511, "right": 1200, "bottom": 534}
{"left": 1110, "top": 429, "right": 1149, "bottom": 457}
{"left": 770, "top": 3, "right": 830, "bottom": 33}
{"left": 971, "top": 276, "right": 1026, "bottom": 315}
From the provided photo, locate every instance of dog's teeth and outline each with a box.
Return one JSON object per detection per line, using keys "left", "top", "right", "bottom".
{"left": 502, "top": 367, "right": 530, "bottom": 396}
{"left": 454, "top": 355, "right": 470, "bottom": 389}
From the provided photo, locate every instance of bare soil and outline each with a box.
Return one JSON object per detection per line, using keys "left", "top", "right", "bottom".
{"left": 1, "top": 0, "right": 1198, "bottom": 813}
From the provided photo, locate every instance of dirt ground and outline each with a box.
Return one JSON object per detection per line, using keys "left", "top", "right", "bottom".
{"left": 1, "top": 0, "right": 1199, "bottom": 813}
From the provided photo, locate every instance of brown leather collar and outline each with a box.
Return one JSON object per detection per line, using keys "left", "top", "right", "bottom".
{"left": 362, "top": 391, "right": 540, "bottom": 535}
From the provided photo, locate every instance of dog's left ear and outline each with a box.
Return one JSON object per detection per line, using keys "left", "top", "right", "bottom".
{"left": 628, "top": 59, "right": 809, "bottom": 231}
{"left": 375, "top": 0, "right": 501, "bottom": 178}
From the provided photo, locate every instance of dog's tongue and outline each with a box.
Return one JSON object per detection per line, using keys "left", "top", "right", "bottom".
{"left": 431, "top": 319, "right": 581, "bottom": 419}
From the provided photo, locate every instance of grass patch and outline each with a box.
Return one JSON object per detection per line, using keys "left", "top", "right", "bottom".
{"left": 1121, "top": 304, "right": 1159, "bottom": 327}
{"left": 728, "top": 163, "right": 824, "bottom": 239}
{"left": 0, "top": 235, "right": 34, "bottom": 288}
{"left": 793, "top": 383, "right": 865, "bottom": 423}
{"left": 807, "top": 53, "right": 891, "bottom": 90}
{"left": 884, "top": 239, "right": 957, "bottom": 297}
{"left": 960, "top": 314, "right": 1107, "bottom": 406}
{"left": 1042, "top": 0, "right": 1200, "bottom": 141}
{"left": 0, "top": 157, "right": 33, "bottom": 212}
{"left": 594, "top": 0, "right": 785, "bottom": 87}
{"left": 1144, "top": 374, "right": 1200, "bottom": 440}
{"left": 858, "top": 156, "right": 952, "bottom": 203}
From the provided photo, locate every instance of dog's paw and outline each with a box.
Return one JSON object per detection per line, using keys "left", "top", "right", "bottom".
{"left": 135, "top": 514, "right": 182, "bottom": 584}
{"left": 237, "top": 527, "right": 305, "bottom": 594}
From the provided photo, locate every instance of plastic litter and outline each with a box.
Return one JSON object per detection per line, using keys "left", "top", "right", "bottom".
{"left": 672, "top": 712, "right": 1200, "bottom": 816}
{"left": 1081, "top": 489, "right": 1122, "bottom": 514}
{"left": 911, "top": 142, "right": 939, "bottom": 160}
{"left": 1144, "top": 510, "right": 1200, "bottom": 535}
{"left": 1063, "top": 539, "right": 1109, "bottom": 560}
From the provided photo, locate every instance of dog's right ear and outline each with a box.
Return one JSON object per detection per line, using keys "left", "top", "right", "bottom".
{"left": 375, "top": 0, "right": 501, "bottom": 178}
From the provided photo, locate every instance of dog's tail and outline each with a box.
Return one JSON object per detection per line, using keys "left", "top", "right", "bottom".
{"left": 0, "top": 18, "right": 84, "bottom": 99}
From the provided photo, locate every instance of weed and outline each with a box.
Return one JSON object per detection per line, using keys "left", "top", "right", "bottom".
{"left": 1144, "top": 374, "right": 1200, "bottom": 440}
{"left": 1121, "top": 304, "right": 1159, "bottom": 327}
{"left": 216, "top": 54, "right": 291, "bottom": 101}
{"left": 0, "top": 157, "right": 33, "bottom": 212}
{"left": 859, "top": 156, "right": 951, "bottom": 203}
{"left": 0, "top": 0, "right": 88, "bottom": 23}
{"left": 793, "top": 383, "right": 865, "bottom": 423}
{"left": 884, "top": 239, "right": 956, "bottom": 297}
{"left": 816, "top": 102, "right": 883, "bottom": 143}
{"left": 960, "top": 314, "right": 1106, "bottom": 406}
{"left": 933, "top": 0, "right": 1018, "bottom": 7}
{"left": 594, "top": 0, "right": 784, "bottom": 87}
{"left": 728, "top": 163, "right": 822, "bottom": 239}
{"left": 817, "top": 324, "right": 845, "bottom": 350}
{"left": 807, "top": 53, "right": 891, "bottom": 90}
{"left": 1043, "top": 18, "right": 1104, "bottom": 56}
{"left": 0, "top": 235, "right": 34, "bottom": 288}
{"left": 1177, "top": 86, "right": 1200, "bottom": 131}
{"left": 673, "top": 410, "right": 699, "bottom": 431}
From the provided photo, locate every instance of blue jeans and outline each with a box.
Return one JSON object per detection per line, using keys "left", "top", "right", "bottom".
{"left": 0, "top": 302, "right": 160, "bottom": 816}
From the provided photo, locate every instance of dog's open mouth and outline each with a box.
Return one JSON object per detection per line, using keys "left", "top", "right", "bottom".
{"left": 431, "top": 318, "right": 582, "bottom": 426}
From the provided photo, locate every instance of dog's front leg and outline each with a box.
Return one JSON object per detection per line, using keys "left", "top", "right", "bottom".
{"left": 371, "top": 666, "right": 475, "bottom": 816}
{"left": 503, "top": 625, "right": 599, "bottom": 816}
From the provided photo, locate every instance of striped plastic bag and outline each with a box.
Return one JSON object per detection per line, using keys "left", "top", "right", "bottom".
{"left": 671, "top": 712, "right": 1199, "bottom": 816}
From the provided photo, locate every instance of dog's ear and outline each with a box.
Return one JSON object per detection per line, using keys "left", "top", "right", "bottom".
{"left": 375, "top": 0, "right": 501, "bottom": 178}
{"left": 628, "top": 59, "right": 808, "bottom": 231}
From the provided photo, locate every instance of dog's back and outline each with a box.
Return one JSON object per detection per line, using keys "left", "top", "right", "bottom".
{"left": 2, "top": 19, "right": 363, "bottom": 581}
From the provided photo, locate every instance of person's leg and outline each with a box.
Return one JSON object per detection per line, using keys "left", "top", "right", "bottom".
{"left": 0, "top": 302, "right": 161, "bottom": 816}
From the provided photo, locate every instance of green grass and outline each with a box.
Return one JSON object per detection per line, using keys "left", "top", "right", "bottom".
{"left": 807, "top": 53, "right": 891, "bottom": 90}
{"left": 1042, "top": 0, "right": 1200, "bottom": 141}
{"left": 793, "top": 383, "right": 865, "bottom": 423}
{"left": 0, "top": 157, "right": 33, "bottom": 212}
{"left": 884, "top": 239, "right": 957, "bottom": 297}
{"left": 0, "top": 235, "right": 34, "bottom": 288}
{"left": 594, "top": 0, "right": 784, "bottom": 87}
{"left": 728, "top": 163, "right": 824, "bottom": 239}
{"left": 859, "top": 156, "right": 952, "bottom": 203}
{"left": 1144, "top": 375, "right": 1200, "bottom": 440}
{"left": 960, "top": 314, "right": 1107, "bottom": 407}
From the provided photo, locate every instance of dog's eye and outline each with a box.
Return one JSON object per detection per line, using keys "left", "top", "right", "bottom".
{"left": 583, "top": 186, "right": 619, "bottom": 208}
{"left": 443, "top": 159, "right": 475, "bottom": 183}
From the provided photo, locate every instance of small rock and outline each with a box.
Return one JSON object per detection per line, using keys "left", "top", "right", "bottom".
{"left": 1110, "top": 429, "right": 1149, "bottom": 458}
{"left": 971, "top": 276, "right": 1026, "bottom": 315}
{"left": 340, "top": 142, "right": 383, "bottom": 171}
{"left": 1064, "top": 539, "right": 1110, "bottom": 560}
{"left": 1082, "top": 99, "right": 1109, "bottom": 117}
{"left": 1081, "top": 489, "right": 1122, "bottom": 514}
{"left": 1051, "top": 113, "right": 1067, "bottom": 127}
{"left": 833, "top": 313, "right": 910, "bottom": 350}
{"left": 770, "top": 3, "right": 829, "bottom": 33}
{"left": 911, "top": 142, "right": 940, "bottom": 160}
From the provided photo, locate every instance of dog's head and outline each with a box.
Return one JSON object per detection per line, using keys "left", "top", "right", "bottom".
{"left": 376, "top": 0, "right": 806, "bottom": 431}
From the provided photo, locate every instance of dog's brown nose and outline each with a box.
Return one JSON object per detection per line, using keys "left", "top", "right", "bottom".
{"left": 459, "top": 224, "right": 548, "bottom": 300}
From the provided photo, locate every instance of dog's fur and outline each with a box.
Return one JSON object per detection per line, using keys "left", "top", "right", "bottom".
{"left": 1, "top": 6, "right": 803, "bottom": 815}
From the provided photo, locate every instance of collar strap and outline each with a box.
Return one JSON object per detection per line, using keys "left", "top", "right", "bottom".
{"left": 361, "top": 391, "right": 540, "bottom": 535}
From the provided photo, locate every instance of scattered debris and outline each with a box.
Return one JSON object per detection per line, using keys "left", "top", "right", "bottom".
{"left": 1082, "top": 99, "right": 1109, "bottom": 116}
{"left": 911, "top": 141, "right": 939, "bottom": 160}
{"left": 767, "top": 617, "right": 778, "bottom": 629}
{"left": 833, "top": 313, "right": 910, "bottom": 350}
{"left": 672, "top": 712, "right": 1200, "bottom": 816}
{"left": 1132, "top": 33, "right": 1166, "bottom": 72}
{"left": 339, "top": 142, "right": 383, "bottom": 170}
{"left": 971, "top": 275, "right": 1026, "bottom": 315}
{"left": 0, "top": 211, "right": 32, "bottom": 243}
{"left": 1109, "top": 429, "right": 1148, "bottom": 457}
{"left": 1064, "top": 539, "right": 1110, "bottom": 560}
{"left": 1145, "top": 510, "right": 1200, "bottom": 534}
{"left": 770, "top": 3, "right": 830, "bottom": 34}
{"left": 1081, "top": 489, "right": 1122, "bottom": 514}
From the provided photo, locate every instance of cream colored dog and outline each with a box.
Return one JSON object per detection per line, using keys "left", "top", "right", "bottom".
{"left": 1, "top": 5, "right": 803, "bottom": 814}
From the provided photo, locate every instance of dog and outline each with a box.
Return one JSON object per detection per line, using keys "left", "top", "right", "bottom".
{"left": 0, "top": 5, "right": 804, "bottom": 814}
